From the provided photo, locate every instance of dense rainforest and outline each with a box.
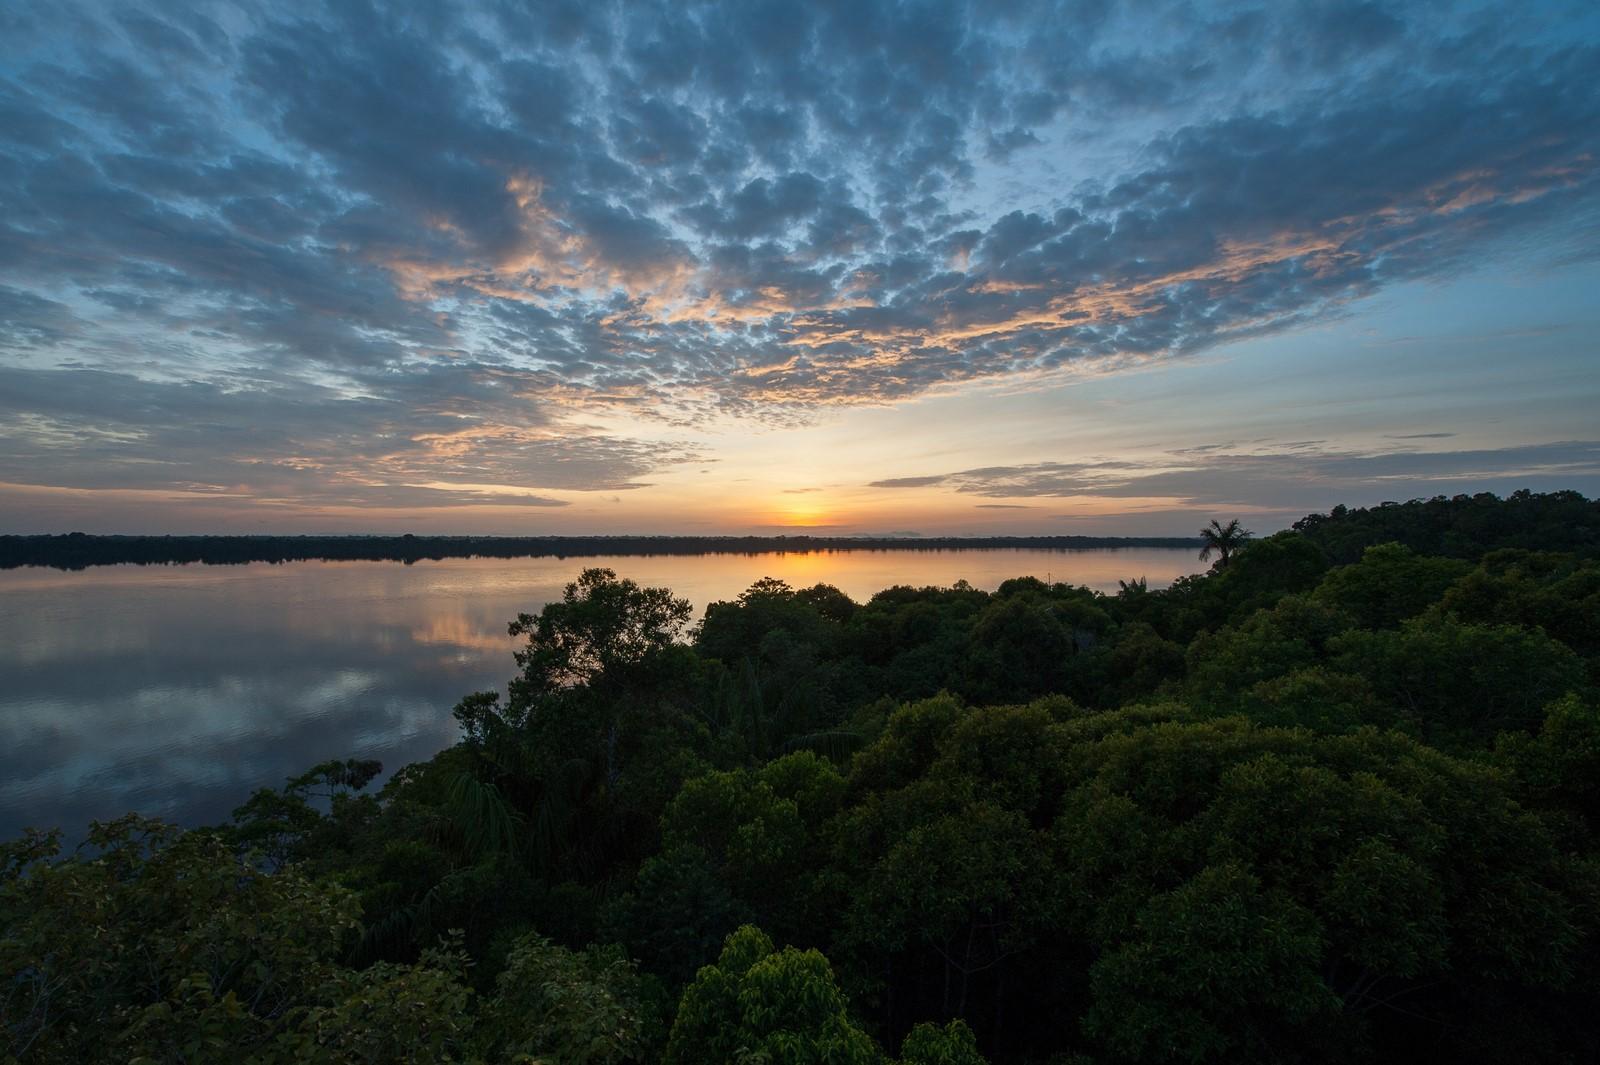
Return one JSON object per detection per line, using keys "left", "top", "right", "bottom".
{"left": 5, "top": 489, "right": 1600, "bottom": 1064}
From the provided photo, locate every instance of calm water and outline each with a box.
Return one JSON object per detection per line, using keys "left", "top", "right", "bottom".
{"left": 0, "top": 548, "right": 1201, "bottom": 839}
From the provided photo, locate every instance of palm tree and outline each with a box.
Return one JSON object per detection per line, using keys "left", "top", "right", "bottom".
{"left": 1198, "top": 518, "right": 1252, "bottom": 569}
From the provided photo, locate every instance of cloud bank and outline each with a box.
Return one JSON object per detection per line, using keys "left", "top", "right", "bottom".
{"left": 869, "top": 440, "right": 1600, "bottom": 513}
{"left": 1, "top": 1, "right": 1596, "bottom": 514}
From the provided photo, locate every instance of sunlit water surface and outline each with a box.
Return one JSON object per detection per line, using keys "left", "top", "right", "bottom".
{"left": 0, "top": 549, "right": 1202, "bottom": 839}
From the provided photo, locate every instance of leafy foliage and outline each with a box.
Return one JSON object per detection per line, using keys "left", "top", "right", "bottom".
{"left": 1292, "top": 490, "right": 1600, "bottom": 563}
{"left": 9, "top": 493, "right": 1600, "bottom": 1063}
{"left": 1198, "top": 518, "right": 1253, "bottom": 568}
{"left": 1, "top": 816, "right": 360, "bottom": 1062}
{"left": 662, "top": 926, "right": 879, "bottom": 1065}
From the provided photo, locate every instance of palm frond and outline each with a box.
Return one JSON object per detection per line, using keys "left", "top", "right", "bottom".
{"left": 445, "top": 772, "right": 523, "bottom": 860}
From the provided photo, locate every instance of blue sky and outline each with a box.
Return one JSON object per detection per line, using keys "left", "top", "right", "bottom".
{"left": 0, "top": 0, "right": 1596, "bottom": 534}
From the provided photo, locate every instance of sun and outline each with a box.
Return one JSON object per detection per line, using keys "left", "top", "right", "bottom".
{"left": 775, "top": 500, "right": 831, "bottom": 528}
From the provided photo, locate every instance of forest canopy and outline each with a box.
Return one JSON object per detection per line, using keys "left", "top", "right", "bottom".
{"left": 4, "top": 490, "right": 1599, "bottom": 1064}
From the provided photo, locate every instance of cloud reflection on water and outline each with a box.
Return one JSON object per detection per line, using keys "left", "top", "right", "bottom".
{"left": 0, "top": 549, "right": 1201, "bottom": 838}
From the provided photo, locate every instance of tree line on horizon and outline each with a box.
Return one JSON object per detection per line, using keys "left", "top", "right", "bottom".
{"left": 4, "top": 489, "right": 1600, "bottom": 1063}
{"left": 4, "top": 489, "right": 1596, "bottom": 572}
{"left": 0, "top": 532, "right": 1207, "bottom": 571}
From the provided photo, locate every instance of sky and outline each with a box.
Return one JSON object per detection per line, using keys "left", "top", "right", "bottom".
{"left": 0, "top": 0, "right": 1596, "bottom": 537}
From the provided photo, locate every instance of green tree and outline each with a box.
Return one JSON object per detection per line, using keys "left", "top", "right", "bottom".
{"left": 510, "top": 567, "right": 693, "bottom": 698}
{"left": 453, "top": 566, "right": 696, "bottom": 759}
{"left": 663, "top": 926, "right": 879, "bottom": 1065}
{"left": 451, "top": 569, "right": 707, "bottom": 889}
{"left": 1440, "top": 550, "right": 1600, "bottom": 668}
{"left": 1082, "top": 862, "right": 1336, "bottom": 1063}
{"left": 220, "top": 757, "right": 384, "bottom": 871}
{"left": 1235, "top": 667, "right": 1385, "bottom": 733}
{"left": 1198, "top": 518, "right": 1252, "bottom": 570}
{"left": 275, "top": 940, "right": 478, "bottom": 1064}
{"left": 1184, "top": 595, "right": 1355, "bottom": 709}
{"left": 1055, "top": 713, "right": 1595, "bottom": 1063}
{"left": 1329, "top": 612, "right": 1585, "bottom": 746}
{"left": 1494, "top": 693, "right": 1600, "bottom": 842}
{"left": 0, "top": 816, "right": 360, "bottom": 1062}
{"left": 694, "top": 580, "right": 866, "bottom": 762}
{"left": 831, "top": 698, "right": 1076, "bottom": 1049}
{"left": 896, "top": 1019, "right": 988, "bottom": 1065}
{"left": 961, "top": 594, "right": 1075, "bottom": 704}
{"left": 1089, "top": 621, "right": 1186, "bottom": 707}
{"left": 1311, "top": 542, "right": 1470, "bottom": 629}
{"left": 613, "top": 752, "right": 845, "bottom": 981}
{"left": 476, "top": 932, "right": 657, "bottom": 1063}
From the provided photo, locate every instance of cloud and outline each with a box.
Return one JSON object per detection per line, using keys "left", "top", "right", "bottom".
{"left": 868, "top": 475, "right": 949, "bottom": 489}
{"left": 869, "top": 440, "right": 1600, "bottom": 512}
{"left": 0, "top": 364, "right": 699, "bottom": 508}
{"left": 0, "top": 0, "right": 1596, "bottom": 513}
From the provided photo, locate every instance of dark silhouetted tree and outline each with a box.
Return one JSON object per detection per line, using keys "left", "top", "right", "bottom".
{"left": 1199, "top": 518, "right": 1253, "bottom": 569}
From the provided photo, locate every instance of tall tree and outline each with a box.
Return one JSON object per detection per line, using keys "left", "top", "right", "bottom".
{"left": 663, "top": 926, "right": 879, "bottom": 1065}
{"left": 1199, "top": 518, "right": 1253, "bottom": 569}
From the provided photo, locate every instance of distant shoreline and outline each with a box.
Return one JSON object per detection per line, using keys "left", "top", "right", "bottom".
{"left": 0, "top": 533, "right": 1205, "bottom": 571}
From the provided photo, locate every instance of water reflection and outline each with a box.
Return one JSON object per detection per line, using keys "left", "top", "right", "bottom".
{"left": 0, "top": 549, "right": 1201, "bottom": 839}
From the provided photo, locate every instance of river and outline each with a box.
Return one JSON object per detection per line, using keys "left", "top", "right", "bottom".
{"left": 0, "top": 548, "right": 1202, "bottom": 839}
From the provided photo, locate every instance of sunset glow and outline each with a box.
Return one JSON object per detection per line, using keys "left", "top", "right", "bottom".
{"left": 0, "top": 2, "right": 1596, "bottom": 536}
